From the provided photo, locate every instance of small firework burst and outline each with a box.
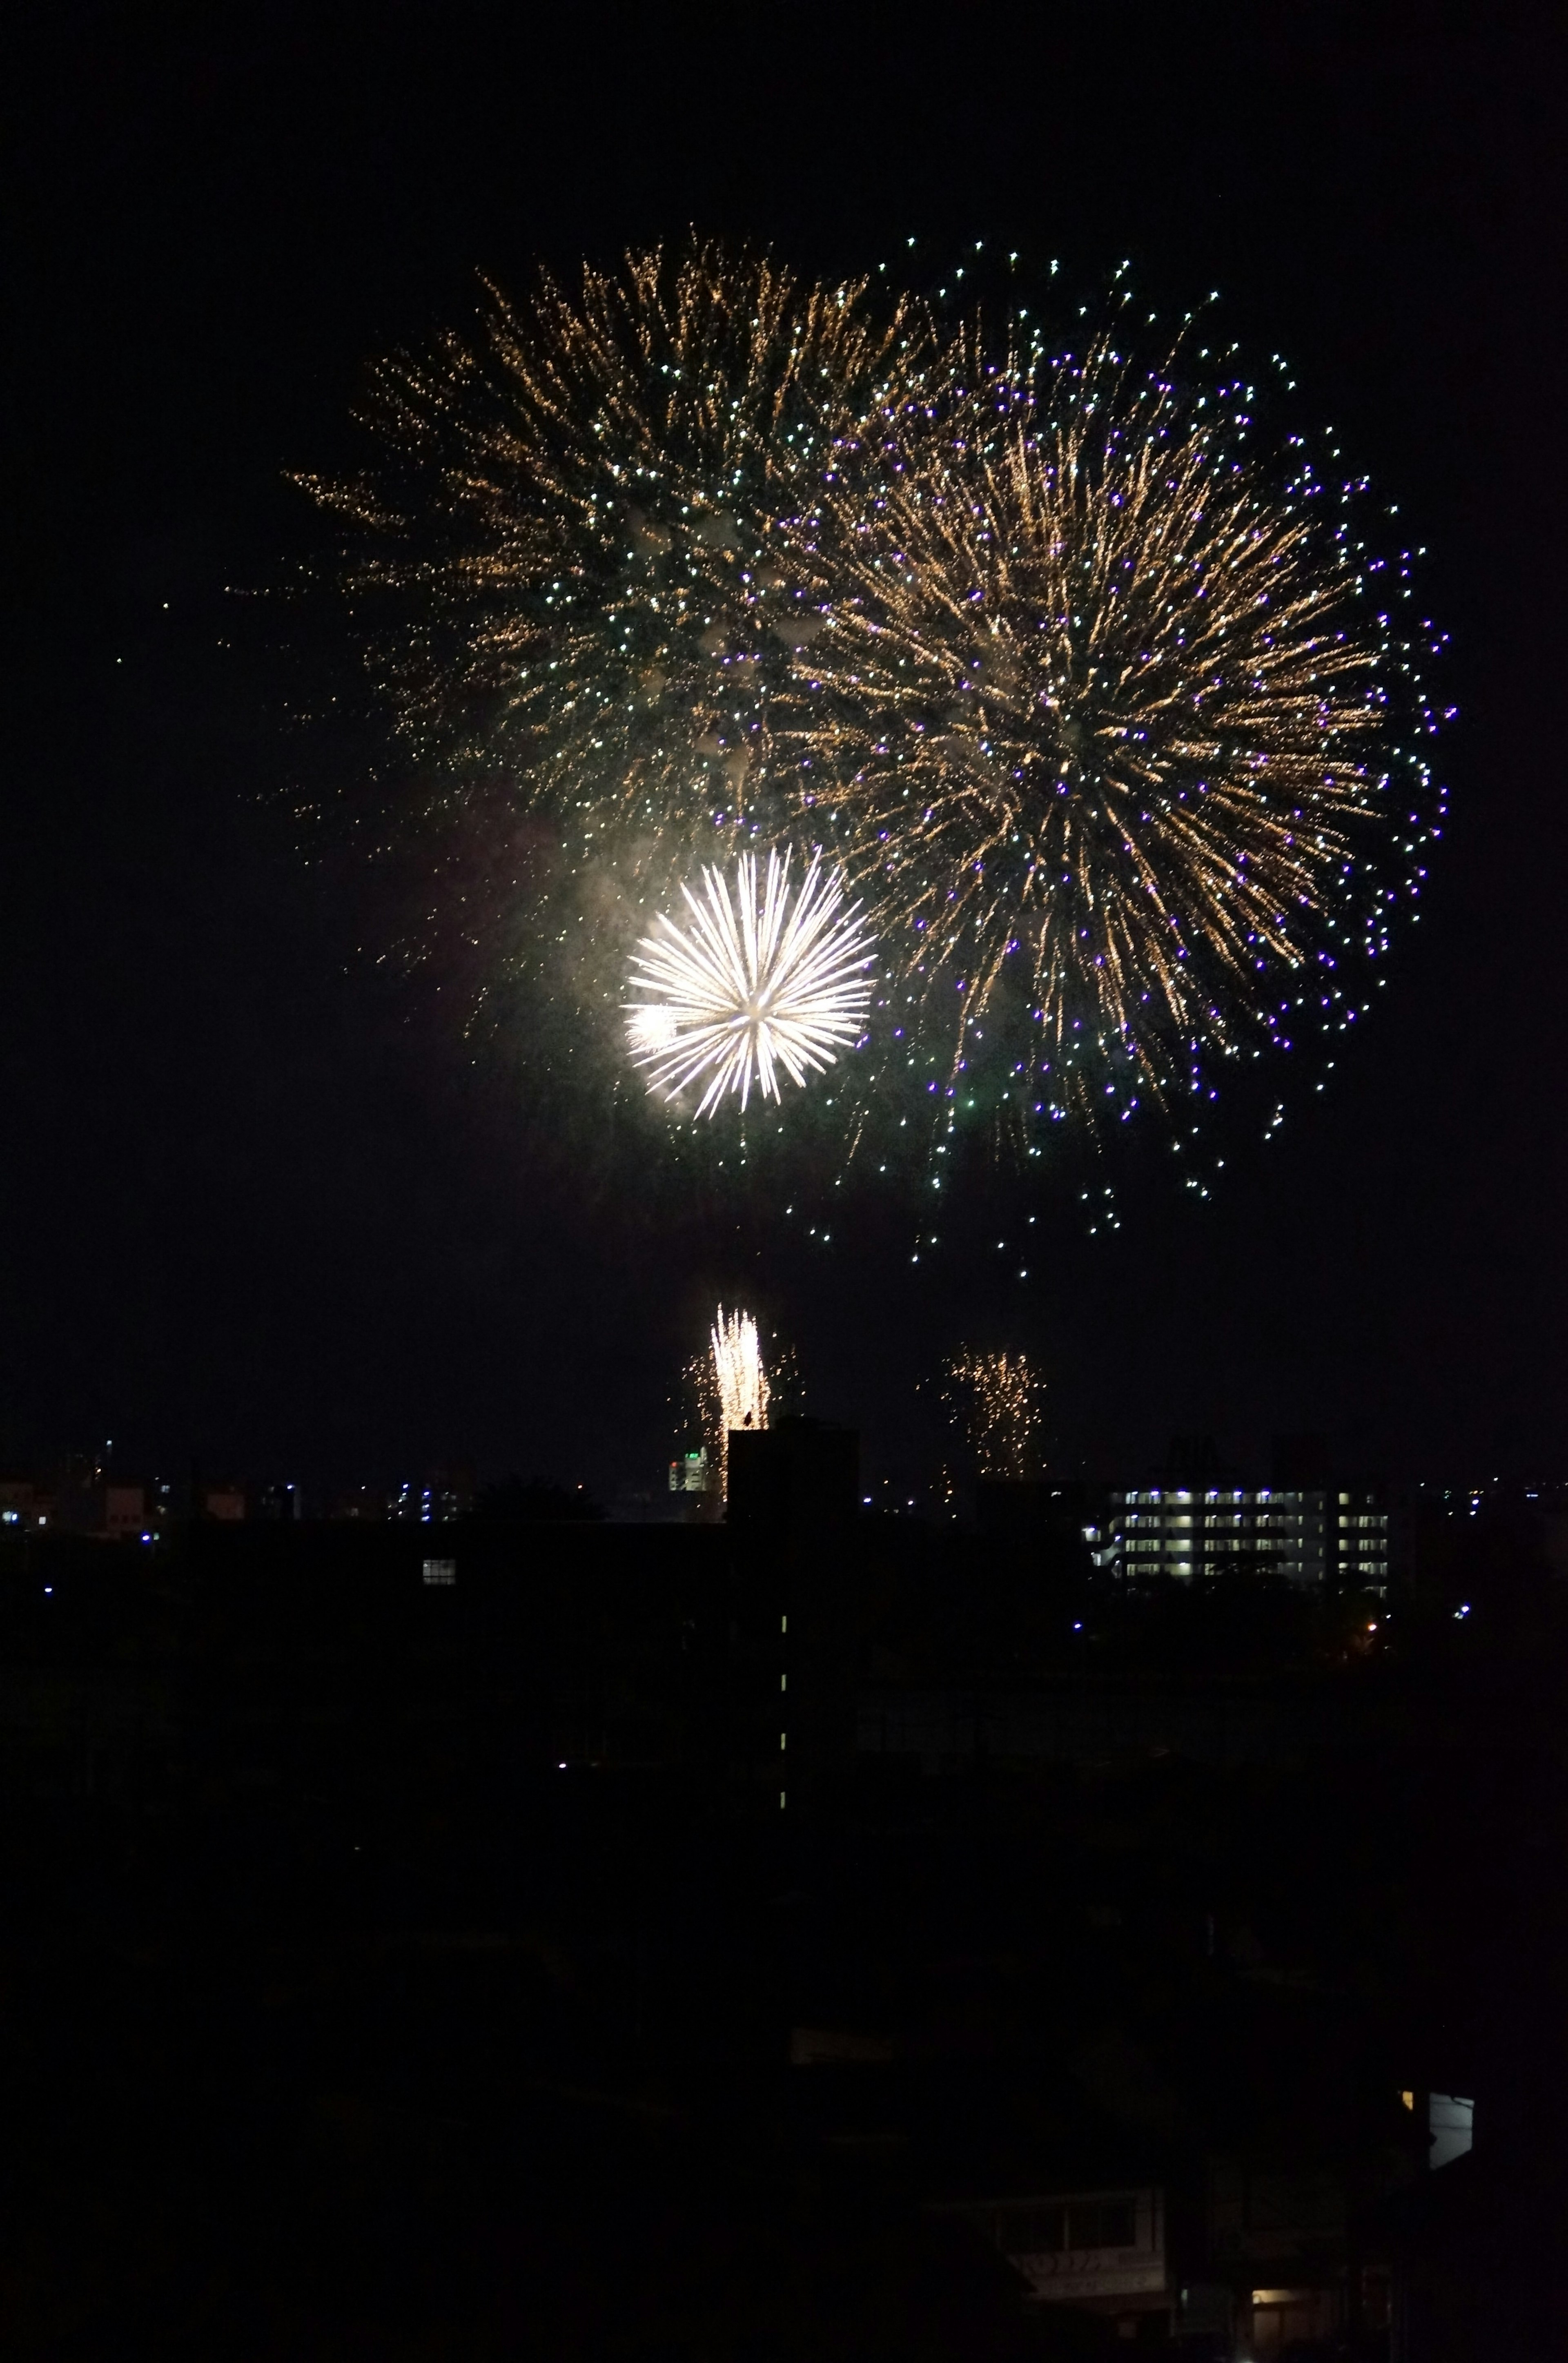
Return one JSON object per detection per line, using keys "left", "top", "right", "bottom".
{"left": 947, "top": 1348, "right": 1044, "bottom": 1480}
{"left": 625, "top": 849, "right": 875, "bottom": 1115}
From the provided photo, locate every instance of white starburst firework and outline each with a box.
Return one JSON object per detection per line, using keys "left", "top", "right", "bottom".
{"left": 625, "top": 849, "right": 875, "bottom": 1116}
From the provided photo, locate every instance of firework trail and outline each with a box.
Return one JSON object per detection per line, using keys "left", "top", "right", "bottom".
{"left": 626, "top": 847, "right": 874, "bottom": 1114}
{"left": 709, "top": 1306, "right": 769, "bottom": 1496}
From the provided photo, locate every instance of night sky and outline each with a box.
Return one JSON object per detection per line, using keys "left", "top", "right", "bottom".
{"left": 6, "top": 5, "right": 1565, "bottom": 1494}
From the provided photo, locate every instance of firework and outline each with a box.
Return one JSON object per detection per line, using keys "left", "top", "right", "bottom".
{"left": 303, "top": 248, "right": 1444, "bottom": 1200}
{"left": 789, "top": 308, "right": 1444, "bottom": 1150}
{"left": 709, "top": 1306, "right": 770, "bottom": 1496}
{"left": 625, "top": 848, "right": 875, "bottom": 1114}
{"left": 298, "top": 244, "right": 941, "bottom": 860}
{"left": 947, "top": 1348, "right": 1043, "bottom": 1480}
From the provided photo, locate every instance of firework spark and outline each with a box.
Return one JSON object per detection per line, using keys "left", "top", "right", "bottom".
{"left": 947, "top": 1348, "right": 1044, "bottom": 1480}
{"left": 710, "top": 1305, "right": 769, "bottom": 1496}
{"left": 626, "top": 849, "right": 875, "bottom": 1115}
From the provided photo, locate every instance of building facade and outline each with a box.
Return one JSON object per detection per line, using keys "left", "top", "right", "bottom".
{"left": 940, "top": 2186, "right": 1168, "bottom": 2325}
{"left": 1088, "top": 1483, "right": 1399, "bottom": 1594}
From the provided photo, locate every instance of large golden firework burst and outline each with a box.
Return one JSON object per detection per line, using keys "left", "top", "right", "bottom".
{"left": 788, "top": 318, "right": 1436, "bottom": 1137}
{"left": 299, "top": 243, "right": 943, "bottom": 871}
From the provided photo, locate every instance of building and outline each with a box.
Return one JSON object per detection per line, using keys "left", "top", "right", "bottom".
{"left": 254, "top": 1480, "right": 307, "bottom": 1521}
{"left": 0, "top": 1479, "right": 53, "bottom": 1531}
{"left": 1335, "top": 1482, "right": 1394, "bottom": 1592}
{"left": 728, "top": 1418, "right": 861, "bottom": 1813}
{"left": 937, "top": 2185, "right": 1169, "bottom": 2328}
{"left": 668, "top": 1449, "right": 711, "bottom": 1496}
{"left": 726, "top": 1417, "right": 860, "bottom": 1536}
{"left": 8, "top": 1468, "right": 149, "bottom": 1540}
{"left": 103, "top": 1483, "right": 148, "bottom": 1539}
{"left": 1086, "top": 1475, "right": 1402, "bottom": 1595}
{"left": 331, "top": 1485, "right": 386, "bottom": 1522}
{"left": 386, "top": 1468, "right": 474, "bottom": 1524}
{"left": 1097, "top": 1487, "right": 1330, "bottom": 1588}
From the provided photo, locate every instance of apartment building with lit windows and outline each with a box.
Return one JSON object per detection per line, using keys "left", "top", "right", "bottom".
{"left": 1088, "top": 1480, "right": 1400, "bottom": 1594}
{"left": 1334, "top": 1483, "right": 1393, "bottom": 1591}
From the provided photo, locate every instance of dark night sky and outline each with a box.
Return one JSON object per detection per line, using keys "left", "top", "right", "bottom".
{"left": 4, "top": 3, "right": 1566, "bottom": 1493}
